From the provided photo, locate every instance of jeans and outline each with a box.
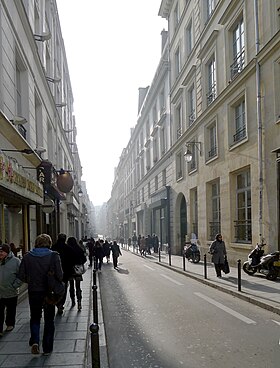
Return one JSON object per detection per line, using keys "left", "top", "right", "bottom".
{"left": 69, "top": 278, "right": 82, "bottom": 302}
{"left": 0, "top": 296, "right": 18, "bottom": 332}
{"left": 28, "top": 291, "right": 55, "bottom": 353}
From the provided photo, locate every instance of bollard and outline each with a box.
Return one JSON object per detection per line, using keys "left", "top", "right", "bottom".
{"left": 92, "top": 284, "right": 98, "bottom": 324}
{"left": 168, "top": 245, "right": 171, "bottom": 266}
{"left": 204, "top": 254, "right": 207, "bottom": 279}
{"left": 159, "top": 246, "right": 161, "bottom": 263}
{"left": 90, "top": 323, "right": 100, "bottom": 368}
{"left": 237, "top": 259, "right": 241, "bottom": 292}
{"left": 183, "top": 252, "right": 186, "bottom": 271}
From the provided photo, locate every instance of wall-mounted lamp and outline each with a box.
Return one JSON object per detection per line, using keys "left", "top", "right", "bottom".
{"left": 78, "top": 188, "right": 83, "bottom": 197}
{"left": 56, "top": 102, "right": 67, "bottom": 108}
{"left": 34, "top": 32, "right": 51, "bottom": 42}
{"left": 9, "top": 116, "right": 27, "bottom": 125}
{"left": 46, "top": 76, "right": 61, "bottom": 83}
{"left": 184, "top": 142, "right": 202, "bottom": 162}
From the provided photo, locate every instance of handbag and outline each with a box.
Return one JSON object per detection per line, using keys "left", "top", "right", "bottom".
{"left": 223, "top": 256, "right": 230, "bottom": 274}
{"left": 45, "top": 253, "right": 65, "bottom": 305}
{"left": 73, "top": 263, "right": 86, "bottom": 276}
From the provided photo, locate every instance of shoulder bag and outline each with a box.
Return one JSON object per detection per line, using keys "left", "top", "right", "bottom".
{"left": 45, "top": 252, "right": 65, "bottom": 305}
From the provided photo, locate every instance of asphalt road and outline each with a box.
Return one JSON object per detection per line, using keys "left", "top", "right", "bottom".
{"left": 99, "top": 252, "right": 280, "bottom": 368}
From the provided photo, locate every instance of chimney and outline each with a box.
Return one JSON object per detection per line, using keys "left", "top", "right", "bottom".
{"left": 138, "top": 86, "right": 149, "bottom": 113}
{"left": 161, "top": 29, "right": 168, "bottom": 53}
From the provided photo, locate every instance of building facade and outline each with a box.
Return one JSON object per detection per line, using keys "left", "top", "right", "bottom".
{"left": 108, "top": 0, "right": 280, "bottom": 264}
{"left": 0, "top": 0, "right": 92, "bottom": 250}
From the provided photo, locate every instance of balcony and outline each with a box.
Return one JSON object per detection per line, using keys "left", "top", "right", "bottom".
{"left": 209, "top": 221, "right": 221, "bottom": 240}
{"left": 233, "top": 126, "right": 246, "bottom": 143}
{"left": 208, "top": 146, "right": 217, "bottom": 159}
{"left": 189, "top": 111, "right": 196, "bottom": 126}
{"left": 177, "top": 126, "right": 182, "bottom": 139}
{"left": 206, "top": 84, "right": 216, "bottom": 106}
{"left": 234, "top": 219, "right": 252, "bottom": 243}
{"left": 230, "top": 50, "right": 245, "bottom": 80}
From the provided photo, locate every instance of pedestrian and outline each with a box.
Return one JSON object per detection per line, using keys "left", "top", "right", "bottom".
{"left": 18, "top": 234, "right": 63, "bottom": 355}
{"left": 132, "top": 232, "right": 137, "bottom": 250}
{"left": 67, "top": 237, "right": 87, "bottom": 311}
{"left": 140, "top": 236, "right": 146, "bottom": 256}
{"left": 103, "top": 239, "right": 111, "bottom": 263}
{"left": 209, "top": 233, "right": 227, "bottom": 278}
{"left": 87, "top": 237, "right": 95, "bottom": 267}
{"left": 0, "top": 243, "right": 22, "bottom": 337}
{"left": 94, "top": 240, "right": 105, "bottom": 271}
{"left": 52, "top": 233, "right": 77, "bottom": 315}
{"left": 111, "top": 240, "right": 122, "bottom": 269}
{"left": 152, "top": 234, "right": 159, "bottom": 253}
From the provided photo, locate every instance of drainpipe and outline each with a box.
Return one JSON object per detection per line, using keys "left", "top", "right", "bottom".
{"left": 254, "top": 0, "right": 263, "bottom": 242}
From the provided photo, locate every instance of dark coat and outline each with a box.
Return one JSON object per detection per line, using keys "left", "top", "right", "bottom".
{"left": 18, "top": 248, "right": 63, "bottom": 292}
{"left": 209, "top": 240, "right": 226, "bottom": 264}
{"left": 52, "top": 239, "right": 77, "bottom": 281}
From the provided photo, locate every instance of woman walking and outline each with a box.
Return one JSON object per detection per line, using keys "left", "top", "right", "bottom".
{"left": 0, "top": 243, "right": 22, "bottom": 337}
{"left": 209, "top": 233, "right": 227, "bottom": 278}
{"left": 67, "top": 237, "right": 87, "bottom": 311}
{"left": 111, "top": 241, "right": 122, "bottom": 269}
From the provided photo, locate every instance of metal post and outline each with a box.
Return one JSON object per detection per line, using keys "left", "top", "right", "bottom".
{"left": 92, "top": 284, "right": 98, "bottom": 324}
{"left": 159, "top": 245, "right": 161, "bottom": 263}
{"left": 204, "top": 254, "right": 207, "bottom": 279}
{"left": 237, "top": 259, "right": 242, "bottom": 292}
{"left": 168, "top": 244, "right": 171, "bottom": 266}
{"left": 183, "top": 251, "right": 186, "bottom": 271}
{"left": 90, "top": 323, "right": 100, "bottom": 368}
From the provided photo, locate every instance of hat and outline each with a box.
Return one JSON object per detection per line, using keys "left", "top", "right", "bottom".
{"left": 0, "top": 243, "right": 11, "bottom": 254}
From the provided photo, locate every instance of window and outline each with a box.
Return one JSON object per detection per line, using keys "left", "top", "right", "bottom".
{"left": 155, "top": 175, "right": 158, "bottom": 191}
{"left": 15, "top": 53, "right": 28, "bottom": 139}
{"left": 231, "top": 18, "right": 245, "bottom": 79}
{"left": 146, "top": 147, "right": 151, "bottom": 171}
{"left": 160, "top": 88, "right": 165, "bottom": 114}
{"left": 153, "top": 104, "right": 157, "bottom": 125}
{"left": 153, "top": 136, "right": 158, "bottom": 163}
{"left": 176, "top": 151, "right": 183, "bottom": 180}
{"left": 233, "top": 99, "right": 246, "bottom": 143}
{"left": 148, "top": 182, "right": 151, "bottom": 198}
{"left": 209, "top": 181, "right": 220, "bottom": 240}
{"left": 234, "top": 170, "right": 251, "bottom": 242}
{"left": 176, "top": 103, "right": 183, "bottom": 139}
{"left": 190, "top": 188, "right": 198, "bottom": 236}
{"left": 186, "top": 19, "right": 193, "bottom": 57}
{"left": 206, "top": 57, "right": 216, "bottom": 105}
{"left": 162, "top": 169, "right": 167, "bottom": 187}
{"left": 206, "top": 0, "right": 215, "bottom": 21}
{"left": 175, "top": 46, "right": 181, "bottom": 78}
{"left": 174, "top": 3, "right": 180, "bottom": 32}
{"left": 187, "top": 142, "right": 198, "bottom": 172}
{"left": 188, "top": 84, "right": 195, "bottom": 126}
{"left": 207, "top": 123, "right": 217, "bottom": 159}
{"left": 161, "top": 126, "right": 166, "bottom": 154}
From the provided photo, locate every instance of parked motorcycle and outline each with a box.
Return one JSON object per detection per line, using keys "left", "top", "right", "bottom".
{"left": 183, "top": 242, "right": 201, "bottom": 263}
{"left": 243, "top": 242, "right": 280, "bottom": 280}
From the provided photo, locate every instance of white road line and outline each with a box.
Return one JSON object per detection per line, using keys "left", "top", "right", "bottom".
{"left": 160, "top": 274, "right": 184, "bottom": 286}
{"left": 272, "top": 320, "right": 280, "bottom": 326}
{"left": 194, "top": 292, "right": 257, "bottom": 325}
{"left": 144, "top": 265, "right": 155, "bottom": 271}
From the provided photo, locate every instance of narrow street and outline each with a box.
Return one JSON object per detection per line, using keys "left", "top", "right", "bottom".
{"left": 99, "top": 252, "right": 280, "bottom": 368}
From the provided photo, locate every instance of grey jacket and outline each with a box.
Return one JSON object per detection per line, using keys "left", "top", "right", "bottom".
{"left": 0, "top": 252, "right": 22, "bottom": 298}
{"left": 209, "top": 240, "right": 227, "bottom": 264}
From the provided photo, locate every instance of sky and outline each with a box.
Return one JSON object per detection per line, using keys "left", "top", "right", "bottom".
{"left": 56, "top": 1, "right": 167, "bottom": 206}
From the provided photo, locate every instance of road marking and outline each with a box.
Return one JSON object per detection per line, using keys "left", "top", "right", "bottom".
{"left": 272, "top": 320, "right": 280, "bottom": 326}
{"left": 144, "top": 265, "right": 155, "bottom": 271}
{"left": 194, "top": 292, "right": 257, "bottom": 325}
{"left": 160, "top": 274, "right": 184, "bottom": 286}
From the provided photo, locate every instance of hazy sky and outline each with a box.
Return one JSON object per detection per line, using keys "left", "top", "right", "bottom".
{"left": 56, "top": 1, "right": 167, "bottom": 205}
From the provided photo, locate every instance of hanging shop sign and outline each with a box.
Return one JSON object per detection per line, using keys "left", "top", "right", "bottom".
{"left": 0, "top": 153, "right": 44, "bottom": 204}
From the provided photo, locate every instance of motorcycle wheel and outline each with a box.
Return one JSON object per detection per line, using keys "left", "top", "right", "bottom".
{"left": 243, "top": 261, "right": 257, "bottom": 275}
{"left": 192, "top": 254, "right": 200, "bottom": 263}
{"left": 266, "top": 270, "right": 278, "bottom": 281}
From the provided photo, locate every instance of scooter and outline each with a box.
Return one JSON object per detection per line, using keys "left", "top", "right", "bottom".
{"left": 183, "top": 242, "right": 201, "bottom": 263}
{"left": 243, "top": 242, "right": 280, "bottom": 280}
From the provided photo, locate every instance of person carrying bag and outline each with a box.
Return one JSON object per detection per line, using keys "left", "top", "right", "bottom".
{"left": 19, "top": 234, "right": 63, "bottom": 356}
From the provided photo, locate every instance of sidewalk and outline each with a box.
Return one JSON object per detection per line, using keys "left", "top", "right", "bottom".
{"left": 124, "top": 246, "right": 280, "bottom": 316}
{"left": 0, "top": 266, "right": 108, "bottom": 368}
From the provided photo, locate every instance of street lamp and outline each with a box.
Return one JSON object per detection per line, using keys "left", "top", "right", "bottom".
{"left": 184, "top": 142, "right": 202, "bottom": 162}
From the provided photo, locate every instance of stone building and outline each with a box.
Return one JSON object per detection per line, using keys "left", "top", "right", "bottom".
{"left": 0, "top": 0, "right": 92, "bottom": 249}
{"left": 108, "top": 0, "right": 280, "bottom": 263}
